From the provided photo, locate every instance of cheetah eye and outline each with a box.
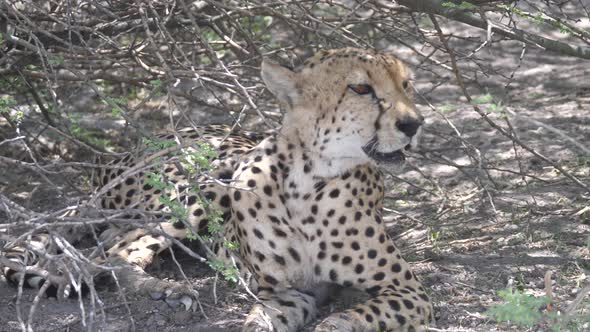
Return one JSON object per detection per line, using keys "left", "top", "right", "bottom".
{"left": 348, "top": 84, "right": 374, "bottom": 96}
{"left": 402, "top": 80, "right": 409, "bottom": 90}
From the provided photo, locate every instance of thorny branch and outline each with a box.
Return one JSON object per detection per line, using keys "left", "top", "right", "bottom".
{"left": 429, "top": 13, "right": 589, "bottom": 192}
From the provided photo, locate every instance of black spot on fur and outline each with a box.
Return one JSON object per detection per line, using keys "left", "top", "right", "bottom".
{"left": 273, "top": 227, "right": 287, "bottom": 237}
{"left": 395, "top": 314, "right": 406, "bottom": 325}
{"left": 264, "top": 274, "right": 279, "bottom": 285}
{"left": 355, "top": 264, "right": 364, "bottom": 274}
{"left": 368, "top": 249, "right": 377, "bottom": 259}
{"left": 370, "top": 305, "right": 381, "bottom": 315}
{"left": 173, "top": 221, "right": 186, "bottom": 229}
{"left": 389, "top": 299, "right": 401, "bottom": 310}
{"left": 329, "top": 269, "right": 338, "bottom": 281}
{"left": 288, "top": 247, "right": 301, "bottom": 262}
{"left": 405, "top": 270, "right": 413, "bottom": 280}
{"left": 373, "top": 272, "right": 385, "bottom": 281}
{"left": 219, "top": 194, "right": 231, "bottom": 207}
{"left": 403, "top": 299, "right": 415, "bottom": 309}
{"left": 273, "top": 254, "right": 286, "bottom": 265}
{"left": 253, "top": 228, "right": 264, "bottom": 239}
{"left": 263, "top": 185, "right": 273, "bottom": 196}
{"left": 187, "top": 195, "right": 197, "bottom": 205}
{"left": 146, "top": 243, "right": 160, "bottom": 251}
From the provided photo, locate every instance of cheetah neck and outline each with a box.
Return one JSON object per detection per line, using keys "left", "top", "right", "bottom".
{"left": 279, "top": 111, "right": 372, "bottom": 180}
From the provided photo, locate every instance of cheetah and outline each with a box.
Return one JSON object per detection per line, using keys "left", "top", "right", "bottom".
{"left": 2, "top": 48, "right": 434, "bottom": 331}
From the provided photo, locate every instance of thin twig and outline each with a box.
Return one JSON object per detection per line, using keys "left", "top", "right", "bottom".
{"left": 429, "top": 13, "right": 589, "bottom": 192}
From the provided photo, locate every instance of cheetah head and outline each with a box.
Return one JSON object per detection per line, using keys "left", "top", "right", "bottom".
{"left": 262, "top": 48, "right": 423, "bottom": 176}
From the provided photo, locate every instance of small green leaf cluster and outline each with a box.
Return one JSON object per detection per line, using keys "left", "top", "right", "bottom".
{"left": 497, "top": 5, "right": 577, "bottom": 36}
{"left": 68, "top": 114, "right": 112, "bottom": 148}
{"left": 238, "top": 16, "right": 273, "bottom": 43}
{"left": 143, "top": 170, "right": 191, "bottom": 230}
{"left": 48, "top": 55, "right": 65, "bottom": 66}
{"left": 181, "top": 142, "right": 218, "bottom": 175}
{"left": 0, "top": 96, "right": 21, "bottom": 121}
{"left": 472, "top": 94, "right": 507, "bottom": 118}
{"left": 442, "top": 1, "right": 478, "bottom": 11}
{"left": 101, "top": 93, "right": 132, "bottom": 117}
{"left": 150, "top": 79, "right": 163, "bottom": 87}
{"left": 143, "top": 137, "right": 177, "bottom": 151}
{"left": 0, "top": 95, "right": 16, "bottom": 112}
{"left": 471, "top": 94, "right": 493, "bottom": 105}
{"left": 143, "top": 139, "right": 239, "bottom": 284}
{"left": 488, "top": 288, "right": 590, "bottom": 331}
{"left": 488, "top": 288, "right": 549, "bottom": 327}
{"left": 438, "top": 104, "right": 456, "bottom": 114}
{"left": 207, "top": 259, "right": 239, "bottom": 284}
{"left": 428, "top": 228, "right": 443, "bottom": 253}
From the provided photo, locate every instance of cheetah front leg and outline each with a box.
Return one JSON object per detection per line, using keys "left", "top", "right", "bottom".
{"left": 103, "top": 228, "right": 197, "bottom": 310}
{"left": 313, "top": 267, "right": 434, "bottom": 332}
{"left": 243, "top": 288, "right": 318, "bottom": 332}
{"left": 212, "top": 224, "right": 317, "bottom": 332}
{"left": 314, "top": 286, "right": 433, "bottom": 332}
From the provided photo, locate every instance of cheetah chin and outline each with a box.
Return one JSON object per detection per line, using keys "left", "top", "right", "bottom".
{"left": 361, "top": 136, "right": 406, "bottom": 164}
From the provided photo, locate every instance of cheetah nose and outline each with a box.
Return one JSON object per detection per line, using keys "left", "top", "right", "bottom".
{"left": 395, "top": 115, "right": 423, "bottom": 138}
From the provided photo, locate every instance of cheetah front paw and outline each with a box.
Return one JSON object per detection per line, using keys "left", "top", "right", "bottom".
{"left": 242, "top": 305, "right": 275, "bottom": 332}
{"left": 114, "top": 265, "right": 197, "bottom": 311}
{"left": 314, "top": 313, "right": 356, "bottom": 332}
{"left": 148, "top": 283, "right": 196, "bottom": 311}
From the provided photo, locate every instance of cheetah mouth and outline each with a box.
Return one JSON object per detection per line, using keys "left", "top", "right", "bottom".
{"left": 362, "top": 137, "right": 406, "bottom": 163}
{"left": 369, "top": 149, "right": 405, "bottom": 163}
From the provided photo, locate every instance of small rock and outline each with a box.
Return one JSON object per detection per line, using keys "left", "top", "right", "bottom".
{"left": 506, "top": 224, "right": 519, "bottom": 231}
{"left": 173, "top": 310, "right": 192, "bottom": 324}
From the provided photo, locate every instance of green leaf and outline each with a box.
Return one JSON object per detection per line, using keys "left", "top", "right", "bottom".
{"left": 150, "top": 79, "right": 163, "bottom": 87}
{"left": 442, "top": 1, "right": 477, "bottom": 11}
{"left": 471, "top": 94, "right": 493, "bottom": 105}
{"left": 0, "top": 95, "right": 16, "bottom": 112}
{"left": 438, "top": 104, "right": 456, "bottom": 114}
{"left": 487, "top": 288, "right": 549, "bottom": 327}
{"left": 48, "top": 55, "right": 65, "bottom": 66}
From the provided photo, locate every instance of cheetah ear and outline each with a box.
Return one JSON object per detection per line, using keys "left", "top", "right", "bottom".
{"left": 261, "top": 59, "right": 299, "bottom": 108}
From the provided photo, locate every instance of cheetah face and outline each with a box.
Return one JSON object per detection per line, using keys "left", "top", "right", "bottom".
{"left": 262, "top": 48, "right": 423, "bottom": 173}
